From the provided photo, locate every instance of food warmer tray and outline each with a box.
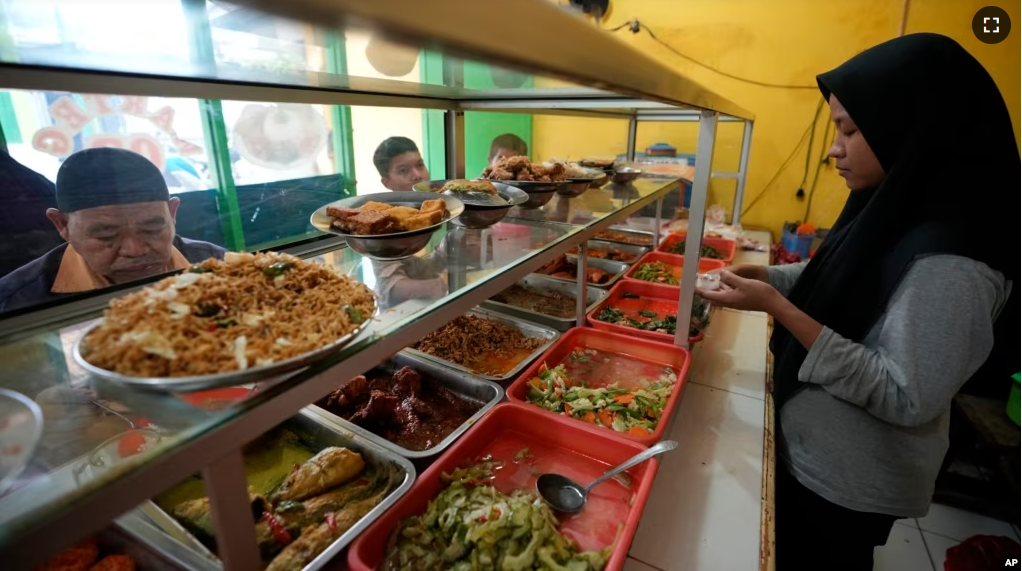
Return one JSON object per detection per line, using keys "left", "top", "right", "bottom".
{"left": 481, "top": 274, "right": 609, "bottom": 332}
{"left": 132, "top": 408, "right": 416, "bottom": 571}
{"left": 310, "top": 351, "right": 503, "bottom": 461}
{"left": 534, "top": 255, "right": 630, "bottom": 289}
{"left": 595, "top": 226, "right": 657, "bottom": 247}
{"left": 571, "top": 238, "right": 650, "bottom": 265}
{"left": 401, "top": 307, "right": 560, "bottom": 385}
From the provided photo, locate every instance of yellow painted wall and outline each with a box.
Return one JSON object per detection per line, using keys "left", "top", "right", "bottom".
{"left": 533, "top": 0, "right": 1020, "bottom": 236}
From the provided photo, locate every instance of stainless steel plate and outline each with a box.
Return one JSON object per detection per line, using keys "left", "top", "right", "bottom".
{"left": 403, "top": 307, "right": 559, "bottom": 384}
{"left": 593, "top": 226, "right": 656, "bottom": 247}
{"left": 569, "top": 239, "right": 650, "bottom": 265}
{"left": 534, "top": 255, "right": 630, "bottom": 289}
{"left": 481, "top": 274, "right": 609, "bottom": 332}
{"left": 0, "top": 389, "right": 43, "bottom": 497}
{"left": 311, "top": 352, "right": 502, "bottom": 460}
{"left": 309, "top": 191, "right": 464, "bottom": 238}
{"left": 414, "top": 180, "right": 529, "bottom": 229}
{"left": 134, "top": 408, "right": 415, "bottom": 571}
{"left": 73, "top": 305, "right": 378, "bottom": 392}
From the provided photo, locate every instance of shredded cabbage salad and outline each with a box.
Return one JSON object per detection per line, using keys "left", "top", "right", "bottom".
{"left": 526, "top": 361, "right": 676, "bottom": 437}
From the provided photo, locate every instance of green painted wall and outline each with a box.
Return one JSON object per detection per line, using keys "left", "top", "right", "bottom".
{"left": 462, "top": 61, "right": 533, "bottom": 178}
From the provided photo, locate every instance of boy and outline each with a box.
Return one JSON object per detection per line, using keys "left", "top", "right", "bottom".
{"left": 373, "top": 136, "right": 429, "bottom": 191}
{"left": 487, "top": 133, "right": 528, "bottom": 168}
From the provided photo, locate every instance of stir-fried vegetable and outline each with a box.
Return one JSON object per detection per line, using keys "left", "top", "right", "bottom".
{"left": 632, "top": 262, "right": 678, "bottom": 285}
{"left": 663, "top": 242, "right": 724, "bottom": 259}
{"left": 526, "top": 358, "right": 676, "bottom": 437}
{"left": 383, "top": 459, "right": 610, "bottom": 570}
{"left": 595, "top": 297, "right": 709, "bottom": 337}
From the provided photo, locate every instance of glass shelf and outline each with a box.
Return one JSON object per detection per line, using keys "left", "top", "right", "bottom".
{"left": 0, "top": 0, "right": 752, "bottom": 119}
{"left": 0, "top": 176, "right": 680, "bottom": 552}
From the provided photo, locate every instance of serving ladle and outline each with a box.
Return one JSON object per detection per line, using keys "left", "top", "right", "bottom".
{"left": 537, "top": 439, "right": 678, "bottom": 514}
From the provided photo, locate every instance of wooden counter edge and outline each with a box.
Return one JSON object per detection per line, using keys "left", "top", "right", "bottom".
{"left": 760, "top": 317, "right": 776, "bottom": 571}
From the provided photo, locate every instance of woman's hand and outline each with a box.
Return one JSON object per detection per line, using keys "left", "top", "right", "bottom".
{"left": 696, "top": 270, "right": 782, "bottom": 313}
{"left": 721, "top": 264, "right": 769, "bottom": 283}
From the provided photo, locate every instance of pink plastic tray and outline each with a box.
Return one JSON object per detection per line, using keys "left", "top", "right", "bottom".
{"left": 506, "top": 327, "right": 690, "bottom": 447}
{"left": 347, "top": 403, "right": 660, "bottom": 571}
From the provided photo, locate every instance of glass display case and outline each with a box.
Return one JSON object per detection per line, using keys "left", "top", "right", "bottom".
{"left": 0, "top": 0, "right": 755, "bottom": 568}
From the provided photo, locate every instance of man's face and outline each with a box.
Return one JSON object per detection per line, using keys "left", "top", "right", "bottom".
{"left": 382, "top": 151, "right": 429, "bottom": 191}
{"left": 47, "top": 199, "right": 180, "bottom": 284}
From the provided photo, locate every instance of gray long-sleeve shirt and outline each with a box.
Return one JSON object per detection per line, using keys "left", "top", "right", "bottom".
{"left": 767, "top": 255, "right": 1009, "bottom": 517}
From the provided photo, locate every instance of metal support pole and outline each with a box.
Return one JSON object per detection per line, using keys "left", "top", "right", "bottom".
{"left": 675, "top": 110, "right": 718, "bottom": 348}
{"left": 575, "top": 242, "right": 588, "bottom": 327}
{"left": 625, "top": 115, "right": 638, "bottom": 162}
{"left": 732, "top": 119, "right": 753, "bottom": 225}
{"left": 202, "top": 451, "right": 261, "bottom": 571}
{"left": 444, "top": 110, "right": 465, "bottom": 179}
{"left": 653, "top": 197, "right": 663, "bottom": 247}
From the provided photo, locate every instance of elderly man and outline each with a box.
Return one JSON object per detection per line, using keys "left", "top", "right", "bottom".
{"left": 0, "top": 147, "right": 227, "bottom": 313}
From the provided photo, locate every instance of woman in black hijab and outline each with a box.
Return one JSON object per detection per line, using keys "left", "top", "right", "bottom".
{"left": 699, "top": 33, "right": 1016, "bottom": 570}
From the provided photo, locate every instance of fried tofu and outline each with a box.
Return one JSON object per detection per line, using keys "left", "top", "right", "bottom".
{"left": 332, "top": 210, "right": 397, "bottom": 235}
{"left": 403, "top": 210, "right": 444, "bottom": 231}
{"left": 419, "top": 198, "right": 446, "bottom": 214}
{"left": 385, "top": 205, "right": 424, "bottom": 229}
{"left": 360, "top": 201, "right": 394, "bottom": 213}
{"left": 326, "top": 206, "right": 361, "bottom": 222}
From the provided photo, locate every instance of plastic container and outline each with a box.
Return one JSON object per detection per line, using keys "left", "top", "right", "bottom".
{"left": 1008, "top": 373, "right": 1020, "bottom": 426}
{"left": 656, "top": 233, "right": 737, "bottom": 264}
{"left": 782, "top": 229, "right": 813, "bottom": 259}
{"left": 347, "top": 403, "right": 660, "bottom": 571}
{"left": 624, "top": 251, "right": 727, "bottom": 286}
{"left": 506, "top": 328, "right": 691, "bottom": 447}
{"left": 587, "top": 280, "right": 707, "bottom": 345}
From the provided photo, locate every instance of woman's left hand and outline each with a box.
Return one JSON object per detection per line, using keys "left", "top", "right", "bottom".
{"left": 696, "top": 270, "right": 781, "bottom": 313}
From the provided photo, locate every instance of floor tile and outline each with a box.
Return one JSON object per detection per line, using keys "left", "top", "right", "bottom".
{"left": 874, "top": 523, "right": 933, "bottom": 571}
{"left": 896, "top": 518, "right": 920, "bottom": 528}
{"left": 628, "top": 383, "right": 765, "bottom": 570}
{"left": 921, "top": 531, "right": 959, "bottom": 570}
{"left": 687, "top": 310, "right": 768, "bottom": 400}
{"left": 622, "top": 557, "right": 663, "bottom": 571}
{"left": 917, "top": 503, "right": 1017, "bottom": 541}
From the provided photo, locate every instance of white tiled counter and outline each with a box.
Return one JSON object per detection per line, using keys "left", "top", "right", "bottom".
{"left": 626, "top": 230, "right": 774, "bottom": 571}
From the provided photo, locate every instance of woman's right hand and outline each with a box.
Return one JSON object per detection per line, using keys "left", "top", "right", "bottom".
{"left": 720, "top": 264, "right": 769, "bottom": 283}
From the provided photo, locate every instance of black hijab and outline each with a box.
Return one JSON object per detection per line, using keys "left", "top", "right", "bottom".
{"left": 771, "top": 33, "right": 1019, "bottom": 407}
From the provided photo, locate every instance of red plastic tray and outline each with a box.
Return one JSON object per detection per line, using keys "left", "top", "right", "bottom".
{"left": 623, "top": 251, "right": 727, "bottom": 286}
{"left": 506, "top": 328, "right": 690, "bottom": 447}
{"left": 347, "top": 403, "right": 659, "bottom": 571}
{"left": 656, "top": 233, "right": 737, "bottom": 264}
{"left": 587, "top": 280, "right": 705, "bottom": 345}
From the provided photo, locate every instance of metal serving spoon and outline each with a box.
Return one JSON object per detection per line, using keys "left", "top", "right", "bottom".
{"left": 537, "top": 439, "right": 678, "bottom": 514}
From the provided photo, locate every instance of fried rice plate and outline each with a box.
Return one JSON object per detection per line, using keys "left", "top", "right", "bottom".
{"left": 81, "top": 252, "right": 376, "bottom": 378}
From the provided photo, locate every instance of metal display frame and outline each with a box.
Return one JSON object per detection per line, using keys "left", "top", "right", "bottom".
{"left": 0, "top": 1, "right": 756, "bottom": 567}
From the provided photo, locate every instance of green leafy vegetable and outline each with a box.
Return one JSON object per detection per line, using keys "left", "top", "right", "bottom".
{"left": 383, "top": 460, "right": 610, "bottom": 570}
{"left": 344, "top": 305, "right": 365, "bottom": 324}
{"left": 261, "top": 261, "right": 293, "bottom": 278}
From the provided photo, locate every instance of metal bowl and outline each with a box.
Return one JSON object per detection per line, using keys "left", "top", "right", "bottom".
{"left": 414, "top": 180, "right": 528, "bottom": 229}
{"left": 310, "top": 191, "right": 465, "bottom": 260}
{"left": 558, "top": 179, "right": 593, "bottom": 197}
{"left": 611, "top": 166, "right": 643, "bottom": 183}
{"left": 488, "top": 179, "right": 568, "bottom": 209}
{"left": 589, "top": 172, "right": 610, "bottom": 188}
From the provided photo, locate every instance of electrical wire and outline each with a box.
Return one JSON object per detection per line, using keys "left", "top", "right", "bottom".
{"left": 803, "top": 122, "right": 834, "bottom": 222}
{"left": 740, "top": 108, "right": 819, "bottom": 217}
{"left": 614, "top": 20, "right": 819, "bottom": 90}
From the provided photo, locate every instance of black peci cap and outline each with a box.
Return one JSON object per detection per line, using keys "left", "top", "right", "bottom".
{"left": 56, "top": 147, "right": 169, "bottom": 213}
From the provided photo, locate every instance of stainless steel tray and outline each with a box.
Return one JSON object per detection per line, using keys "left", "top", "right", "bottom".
{"left": 534, "top": 255, "right": 630, "bottom": 289}
{"left": 594, "top": 226, "right": 657, "bottom": 247}
{"left": 73, "top": 306, "right": 378, "bottom": 393}
{"left": 568, "top": 239, "right": 650, "bottom": 265}
{"left": 113, "top": 512, "right": 222, "bottom": 571}
{"left": 481, "top": 275, "right": 609, "bottom": 332}
{"left": 133, "top": 408, "right": 415, "bottom": 571}
{"left": 310, "top": 352, "right": 502, "bottom": 460}
{"left": 403, "top": 307, "right": 559, "bottom": 384}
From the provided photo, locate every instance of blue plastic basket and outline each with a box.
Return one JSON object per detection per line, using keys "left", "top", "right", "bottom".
{"left": 782, "top": 230, "right": 813, "bottom": 259}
